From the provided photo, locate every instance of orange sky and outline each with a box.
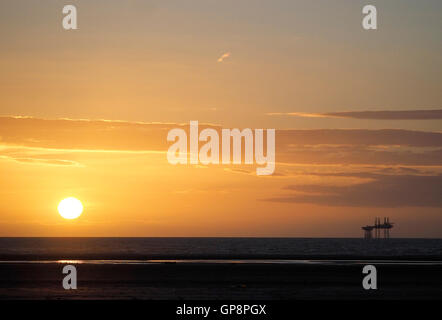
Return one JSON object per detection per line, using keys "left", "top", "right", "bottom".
{"left": 0, "top": 1, "right": 441, "bottom": 237}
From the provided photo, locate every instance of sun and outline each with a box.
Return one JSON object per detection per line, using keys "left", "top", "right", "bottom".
{"left": 58, "top": 197, "right": 83, "bottom": 219}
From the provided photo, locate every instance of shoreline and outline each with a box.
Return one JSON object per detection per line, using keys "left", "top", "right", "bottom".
{"left": 0, "top": 259, "right": 442, "bottom": 265}
{"left": 0, "top": 261, "right": 441, "bottom": 300}
{"left": 1, "top": 254, "right": 442, "bottom": 261}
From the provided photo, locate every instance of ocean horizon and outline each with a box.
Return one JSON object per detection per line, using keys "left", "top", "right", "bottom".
{"left": 1, "top": 237, "right": 441, "bottom": 261}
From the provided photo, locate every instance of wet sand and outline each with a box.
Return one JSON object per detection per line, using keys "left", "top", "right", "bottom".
{"left": 0, "top": 262, "right": 441, "bottom": 300}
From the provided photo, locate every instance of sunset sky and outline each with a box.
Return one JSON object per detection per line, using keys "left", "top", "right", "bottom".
{"left": 0, "top": 0, "right": 441, "bottom": 237}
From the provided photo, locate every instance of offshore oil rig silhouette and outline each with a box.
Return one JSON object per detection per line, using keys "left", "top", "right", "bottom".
{"left": 362, "top": 217, "right": 394, "bottom": 239}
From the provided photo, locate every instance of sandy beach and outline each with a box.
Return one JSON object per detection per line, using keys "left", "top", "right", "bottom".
{"left": 0, "top": 261, "right": 441, "bottom": 300}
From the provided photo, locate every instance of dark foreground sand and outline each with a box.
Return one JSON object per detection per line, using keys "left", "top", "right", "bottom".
{"left": 0, "top": 262, "right": 441, "bottom": 300}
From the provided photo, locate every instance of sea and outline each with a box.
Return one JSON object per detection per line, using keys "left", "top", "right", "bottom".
{"left": 1, "top": 238, "right": 441, "bottom": 300}
{"left": 0, "top": 238, "right": 441, "bottom": 263}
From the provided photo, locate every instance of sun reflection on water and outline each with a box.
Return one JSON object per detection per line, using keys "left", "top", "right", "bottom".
{"left": 57, "top": 260, "right": 84, "bottom": 264}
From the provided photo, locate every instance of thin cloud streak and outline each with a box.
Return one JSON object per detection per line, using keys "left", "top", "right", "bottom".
{"left": 0, "top": 155, "right": 81, "bottom": 167}
{"left": 267, "top": 109, "right": 442, "bottom": 120}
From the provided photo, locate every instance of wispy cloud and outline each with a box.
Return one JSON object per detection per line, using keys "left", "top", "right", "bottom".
{"left": 265, "top": 173, "right": 442, "bottom": 208}
{"left": 0, "top": 156, "right": 81, "bottom": 167}
{"left": 217, "top": 52, "right": 231, "bottom": 63}
{"left": 267, "top": 112, "right": 327, "bottom": 118}
{"left": 1, "top": 116, "right": 441, "bottom": 167}
{"left": 267, "top": 109, "right": 442, "bottom": 120}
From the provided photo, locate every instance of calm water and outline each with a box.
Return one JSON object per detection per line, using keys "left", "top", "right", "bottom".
{"left": 0, "top": 238, "right": 441, "bottom": 261}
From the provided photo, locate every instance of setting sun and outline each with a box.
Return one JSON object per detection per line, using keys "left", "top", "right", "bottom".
{"left": 58, "top": 197, "right": 83, "bottom": 220}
